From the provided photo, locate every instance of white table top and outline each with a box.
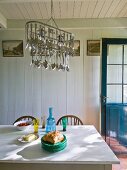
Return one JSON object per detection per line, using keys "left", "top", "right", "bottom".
{"left": 0, "top": 125, "right": 119, "bottom": 164}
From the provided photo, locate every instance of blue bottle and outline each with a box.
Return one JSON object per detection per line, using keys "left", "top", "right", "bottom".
{"left": 46, "top": 107, "right": 56, "bottom": 133}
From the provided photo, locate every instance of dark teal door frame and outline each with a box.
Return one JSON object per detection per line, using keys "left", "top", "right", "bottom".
{"left": 101, "top": 38, "right": 127, "bottom": 135}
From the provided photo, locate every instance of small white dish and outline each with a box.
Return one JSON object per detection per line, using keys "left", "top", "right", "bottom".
{"left": 18, "top": 134, "right": 39, "bottom": 143}
{"left": 14, "top": 120, "right": 33, "bottom": 131}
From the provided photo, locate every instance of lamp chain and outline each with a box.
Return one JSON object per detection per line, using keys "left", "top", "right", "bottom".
{"left": 51, "top": 0, "right": 53, "bottom": 18}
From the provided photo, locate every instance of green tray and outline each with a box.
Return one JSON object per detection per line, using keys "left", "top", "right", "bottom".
{"left": 41, "top": 135, "right": 67, "bottom": 152}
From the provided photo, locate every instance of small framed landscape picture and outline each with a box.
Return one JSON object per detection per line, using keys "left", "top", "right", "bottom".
{"left": 74, "top": 40, "right": 80, "bottom": 56}
{"left": 87, "top": 40, "right": 100, "bottom": 56}
{"left": 2, "top": 40, "right": 23, "bottom": 57}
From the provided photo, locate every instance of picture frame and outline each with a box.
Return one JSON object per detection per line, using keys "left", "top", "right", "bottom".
{"left": 87, "top": 40, "right": 100, "bottom": 56}
{"left": 74, "top": 40, "right": 80, "bottom": 56}
{"left": 2, "top": 40, "right": 23, "bottom": 57}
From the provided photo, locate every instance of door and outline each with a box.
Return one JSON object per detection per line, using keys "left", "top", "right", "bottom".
{"left": 101, "top": 38, "right": 127, "bottom": 154}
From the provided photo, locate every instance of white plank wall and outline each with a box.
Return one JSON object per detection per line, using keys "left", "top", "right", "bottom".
{"left": 1, "top": 27, "right": 127, "bottom": 130}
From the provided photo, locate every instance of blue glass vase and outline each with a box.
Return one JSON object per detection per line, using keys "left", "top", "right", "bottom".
{"left": 46, "top": 107, "right": 56, "bottom": 133}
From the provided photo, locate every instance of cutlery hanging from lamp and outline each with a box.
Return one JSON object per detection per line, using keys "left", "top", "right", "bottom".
{"left": 25, "top": 0, "right": 74, "bottom": 71}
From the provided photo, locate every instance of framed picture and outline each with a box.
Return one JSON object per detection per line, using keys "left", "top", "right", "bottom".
{"left": 74, "top": 40, "right": 80, "bottom": 56}
{"left": 87, "top": 40, "right": 100, "bottom": 56}
{"left": 2, "top": 40, "right": 23, "bottom": 57}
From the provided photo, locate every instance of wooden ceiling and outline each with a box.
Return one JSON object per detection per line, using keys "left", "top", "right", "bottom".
{"left": 0, "top": 0, "right": 127, "bottom": 20}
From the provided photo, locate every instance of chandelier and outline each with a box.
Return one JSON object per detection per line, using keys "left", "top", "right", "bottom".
{"left": 25, "top": 0, "right": 74, "bottom": 71}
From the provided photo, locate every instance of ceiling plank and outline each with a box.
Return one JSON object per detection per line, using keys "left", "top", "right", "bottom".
{"left": 98, "top": 0, "right": 113, "bottom": 18}
{"left": 45, "top": 1, "right": 51, "bottom": 19}
{"left": 0, "top": 0, "right": 77, "bottom": 3}
{"left": 0, "top": 3, "right": 22, "bottom": 19}
{"left": 0, "top": 0, "right": 48, "bottom": 3}
{"left": 67, "top": 1, "right": 74, "bottom": 18}
{"left": 14, "top": 3, "right": 25, "bottom": 19}
{"left": 73, "top": 1, "right": 82, "bottom": 18}
{"left": 37, "top": 2, "right": 48, "bottom": 19}
{"left": 104, "top": 0, "right": 121, "bottom": 18}
{"left": 30, "top": 2, "right": 42, "bottom": 19}
{"left": 59, "top": 1, "right": 61, "bottom": 19}
{"left": 80, "top": 1, "right": 89, "bottom": 18}
{"left": 16, "top": 3, "right": 30, "bottom": 19}
{"left": 123, "top": 5, "right": 127, "bottom": 17}
{"left": 92, "top": 0, "right": 105, "bottom": 18}
{"left": 111, "top": 0, "right": 127, "bottom": 17}
{"left": 37, "top": 2, "right": 43, "bottom": 19}
{"left": 0, "top": 0, "right": 127, "bottom": 20}
{"left": 118, "top": 2, "right": 127, "bottom": 17}
{"left": 0, "top": 4, "right": 10, "bottom": 18}
{"left": 24, "top": 2, "right": 38, "bottom": 19}
{"left": 12, "top": 3, "right": 23, "bottom": 19}
{"left": 53, "top": 1, "right": 61, "bottom": 19}
{"left": 86, "top": 1, "right": 97, "bottom": 18}
{"left": 60, "top": 1, "right": 68, "bottom": 19}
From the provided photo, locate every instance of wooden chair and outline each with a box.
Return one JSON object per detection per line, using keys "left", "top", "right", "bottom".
{"left": 56, "top": 115, "right": 83, "bottom": 125}
{"left": 13, "top": 116, "right": 36, "bottom": 125}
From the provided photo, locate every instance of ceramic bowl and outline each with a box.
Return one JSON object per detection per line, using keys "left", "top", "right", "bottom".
{"left": 14, "top": 120, "right": 33, "bottom": 131}
{"left": 41, "top": 135, "right": 67, "bottom": 152}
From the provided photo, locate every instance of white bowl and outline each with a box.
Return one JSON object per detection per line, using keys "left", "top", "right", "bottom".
{"left": 14, "top": 120, "right": 33, "bottom": 131}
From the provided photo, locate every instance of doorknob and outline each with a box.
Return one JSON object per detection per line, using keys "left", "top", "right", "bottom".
{"left": 100, "top": 95, "right": 109, "bottom": 103}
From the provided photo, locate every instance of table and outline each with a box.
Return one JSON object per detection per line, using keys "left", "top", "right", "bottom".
{"left": 0, "top": 125, "right": 119, "bottom": 170}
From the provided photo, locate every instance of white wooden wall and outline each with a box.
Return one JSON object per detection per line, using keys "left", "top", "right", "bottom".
{"left": 0, "top": 28, "right": 127, "bottom": 130}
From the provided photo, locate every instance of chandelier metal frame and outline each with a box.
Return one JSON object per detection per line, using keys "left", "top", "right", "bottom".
{"left": 25, "top": 0, "right": 74, "bottom": 71}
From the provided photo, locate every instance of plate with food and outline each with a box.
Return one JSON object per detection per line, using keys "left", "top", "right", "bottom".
{"left": 41, "top": 131, "right": 67, "bottom": 152}
{"left": 18, "top": 133, "right": 39, "bottom": 143}
{"left": 14, "top": 120, "right": 33, "bottom": 131}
